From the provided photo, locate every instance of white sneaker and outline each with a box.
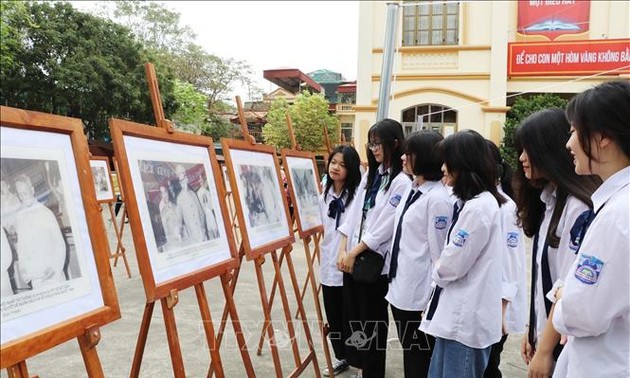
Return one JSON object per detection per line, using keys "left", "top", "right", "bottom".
{"left": 323, "top": 359, "right": 349, "bottom": 376}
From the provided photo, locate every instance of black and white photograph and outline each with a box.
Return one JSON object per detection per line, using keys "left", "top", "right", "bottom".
{"left": 89, "top": 158, "right": 114, "bottom": 202}
{"left": 286, "top": 156, "right": 322, "bottom": 233}
{"left": 227, "top": 148, "right": 291, "bottom": 252}
{"left": 1, "top": 126, "right": 103, "bottom": 345}
{"left": 122, "top": 135, "right": 232, "bottom": 285}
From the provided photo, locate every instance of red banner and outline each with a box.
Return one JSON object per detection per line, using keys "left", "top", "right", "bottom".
{"left": 517, "top": 0, "right": 590, "bottom": 41}
{"left": 508, "top": 39, "right": 630, "bottom": 76}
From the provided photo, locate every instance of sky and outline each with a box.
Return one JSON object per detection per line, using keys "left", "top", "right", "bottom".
{"left": 72, "top": 1, "right": 360, "bottom": 100}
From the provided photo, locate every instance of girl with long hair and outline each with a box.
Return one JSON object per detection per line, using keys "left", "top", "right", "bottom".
{"left": 513, "top": 109, "right": 600, "bottom": 377}
{"left": 552, "top": 80, "right": 630, "bottom": 377}
{"left": 420, "top": 129, "right": 506, "bottom": 377}
{"left": 337, "top": 118, "right": 411, "bottom": 378}
{"left": 483, "top": 140, "right": 527, "bottom": 378}
{"left": 385, "top": 131, "right": 451, "bottom": 378}
{"left": 318, "top": 145, "right": 362, "bottom": 376}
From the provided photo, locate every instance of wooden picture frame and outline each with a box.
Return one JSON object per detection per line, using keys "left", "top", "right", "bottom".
{"left": 281, "top": 149, "right": 324, "bottom": 238}
{"left": 221, "top": 138, "right": 294, "bottom": 260}
{"left": 109, "top": 118, "right": 239, "bottom": 302}
{"left": 89, "top": 156, "right": 116, "bottom": 203}
{"left": 0, "top": 106, "right": 120, "bottom": 367}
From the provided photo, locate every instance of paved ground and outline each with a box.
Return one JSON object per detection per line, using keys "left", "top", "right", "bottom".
{"left": 3, "top": 206, "right": 529, "bottom": 377}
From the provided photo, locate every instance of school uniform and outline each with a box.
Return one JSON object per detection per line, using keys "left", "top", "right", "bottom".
{"left": 552, "top": 166, "right": 630, "bottom": 377}
{"left": 337, "top": 165, "right": 411, "bottom": 378}
{"left": 528, "top": 185, "right": 589, "bottom": 353}
{"left": 484, "top": 188, "right": 527, "bottom": 378}
{"left": 385, "top": 180, "right": 451, "bottom": 378}
{"left": 420, "top": 191, "right": 503, "bottom": 377}
{"left": 318, "top": 186, "right": 354, "bottom": 361}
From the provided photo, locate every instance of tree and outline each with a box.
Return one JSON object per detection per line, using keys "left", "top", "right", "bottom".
{"left": 501, "top": 93, "right": 568, "bottom": 169}
{"left": 263, "top": 91, "right": 340, "bottom": 152}
{"left": 0, "top": 1, "right": 177, "bottom": 140}
{"left": 171, "top": 79, "right": 208, "bottom": 133}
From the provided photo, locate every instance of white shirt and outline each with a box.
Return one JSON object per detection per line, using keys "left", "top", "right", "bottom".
{"left": 498, "top": 188, "right": 527, "bottom": 334}
{"left": 337, "top": 166, "right": 411, "bottom": 275}
{"left": 532, "top": 185, "right": 589, "bottom": 340}
{"left": 385, "top": 180, "right": 452, "bottom": 311}
{"left": 552, "top": 166, "right": 630, "bottom": 377}
{"left": 318, "top": 186, "right": 357, "bottom": 286}
{"left": 420, "top": 191, "right": 503, "bottom": 349}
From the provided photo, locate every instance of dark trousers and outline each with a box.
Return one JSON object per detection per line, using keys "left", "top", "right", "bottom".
{"left": 343, "top": 273, "right": 389, "bottom": 378}
{"left": 322, "top": 284, "right": 346, "bottom": 360}
{"left": 390, "top": 304, "right": 435, "bottom": 378}
{"left": 483, "top": 334, "right": 509, "bottom": 378}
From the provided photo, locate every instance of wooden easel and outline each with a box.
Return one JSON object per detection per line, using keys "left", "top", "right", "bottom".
{"left": 7, "top": 326, "right": 103, "bottom": 378}
{"left": 211, "top": 99, "right": 320, "bottom": 378}
{"left": 251, "top": 114, "right": 334, "bottom": 376}
{"left": 125, "top": 63, "right": 254, "bottom": 378}
{"left": 104, "top": 159, "right": 132, "bottom": 278}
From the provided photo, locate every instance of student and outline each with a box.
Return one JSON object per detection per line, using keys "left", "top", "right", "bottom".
{"left": 419, "top": 130, "right": 505, "bottom": 377}
{"left": 512, "top": 109, "right": 600, "bottom": 377}
{"left": 385, "top": 131, "right": 451, "bottom": 378}
{"left": 319, "top": 145, "right": 362, "bottom": 376}
{"left": 552, "top": 80, "right": 630, "bottom": 377}
{"left": 337, "top": 118, "right": 411, "bottom": 378}
{"left": 484, "top": 140, "right": 527, "bottom": 378}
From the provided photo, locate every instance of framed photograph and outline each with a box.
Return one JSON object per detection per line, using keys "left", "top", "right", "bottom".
{"left": 0, "top": 106, "right": 119, "bottom": 367}
{"left": 281, "top": 149, "right": 323, "bottom": 238}
{"left": 222, "top": 139, "right": 293, "bottom": 260}
{"left": 109, "top": 118, "right": 239, "bottom": 301}
{"left": 89, "top": 156, "right": 115, "bottom": 203}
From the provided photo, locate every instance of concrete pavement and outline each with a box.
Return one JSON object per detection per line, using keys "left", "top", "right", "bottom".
{"left": 3, "top": 205, "right": 528, "bottom": 377}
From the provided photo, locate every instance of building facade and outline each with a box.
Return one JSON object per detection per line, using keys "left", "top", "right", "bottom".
{"left": 354, "top": 0, "right": 629, "bottom": 159}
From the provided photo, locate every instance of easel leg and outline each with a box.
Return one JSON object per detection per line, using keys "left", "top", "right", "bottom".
{"left": 78, "top": 326, "right": 105, "bottom": 377}
{"left": 195, "top": 283, "right": 225, "bottom": 378}
{"left": 294, "top": 234, "right": 321, "bottom": 320}
{"left": 112, "top": 206, "right": 132, "bottom": 278}
{"left": 254, "top": 256, "right": 284, "bottom": 378}
{"left": 7, "top": 361, "right": 30, "bottom": 378}
{"left": 255, "top": 249, "right": 286, "bottom": 355}
{"left": 270, "top": 249, "right": 302, "bottom": 368}
{"left": 108, "top": 203, "right": 131, "bottom": 278}
{"left": 130, "top": 302, "right": 155, "bottom": 378}
{"left": 208, "top": 249, "right": 245, "bottom": 378}
{"left": 220, "top": 272, "right": 255, "bottom": 377}
{"left": 161, "top": 296, "right": 186, "bottom": 378}
{"left": 282, "top": 246, "right": 322, "bottom": 378}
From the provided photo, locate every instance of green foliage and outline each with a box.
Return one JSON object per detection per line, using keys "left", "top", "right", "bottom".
{"left": 0, "top": 1, "right": 176, "bottom": 140}
{"left": 263, "top": 91, "right": 340, "bottom": 152}
{"left": 501, "top": 93, "right": 568, "bottom": 169}
{"left": 171, "top": 79, "right": 208, "bottom": 132}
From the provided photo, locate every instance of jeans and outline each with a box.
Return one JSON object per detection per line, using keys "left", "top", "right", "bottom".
{"left": 429, "top": 337, "right": 492, "bottom": 378}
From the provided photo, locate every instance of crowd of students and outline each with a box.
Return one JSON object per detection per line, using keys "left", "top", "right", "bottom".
{"left": 317, "top": 80, "right": 629, "bottom": 378}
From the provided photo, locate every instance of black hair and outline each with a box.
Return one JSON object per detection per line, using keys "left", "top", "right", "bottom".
{"left": 486, "top": 139, "right": 514, "bottom": 200}
{"left": 566, "top": 80, "right": 630, "bottom": 169}
{"left": 366, "top": 118, "right": 405, "bottom": 192}
{"left": 324, "top": 145, "right": 362, "bottom": 205}
{"left": 404, "top": 130, "right": 444, "bottom": 181}
{"left": 513, "top": 108, "right": 600, "bottom": 246}
{"left": 441, "top": 130, "right": 506, "bottom": 206}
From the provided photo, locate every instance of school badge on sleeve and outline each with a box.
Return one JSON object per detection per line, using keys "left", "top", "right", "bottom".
{"left": 507, "top": 232, "right": 519, "bottom": 248}
{"left": 434, "top": 216, "right": 448, "bottom": 230}
{"left": 452, "top": 229, "right": 469, "bottom": 247}
{"left": 389, "top": 194, "right": 402, "bottom": 207}
{"left": 574, "top": 253, "right": 604, "bottom": 285}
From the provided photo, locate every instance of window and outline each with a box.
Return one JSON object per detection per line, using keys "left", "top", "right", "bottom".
{"left": 341, "top": 123, "right": 353, "bottom": 142}
{"left": 401, "top": 103, "right": 457, "bottom": 136}
{"left": 402, "top": 1, "right": 459, "bottom": 46}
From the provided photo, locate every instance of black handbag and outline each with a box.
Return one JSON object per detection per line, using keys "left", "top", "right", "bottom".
{"left": 352, "top": 248, "right": 384, "bottom": 284}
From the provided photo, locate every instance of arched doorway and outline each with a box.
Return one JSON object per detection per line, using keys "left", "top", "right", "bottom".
{"left": 401, "top": 103, "right": 458, "bottom": 136}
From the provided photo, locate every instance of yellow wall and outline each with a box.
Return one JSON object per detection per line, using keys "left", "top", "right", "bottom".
{"left": 355, "top": 1, "right": 629, "bottom": 161}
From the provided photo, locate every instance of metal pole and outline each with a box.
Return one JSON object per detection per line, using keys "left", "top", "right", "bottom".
{"left": 376, "top": 2, "right": 400, "bottom": 122}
